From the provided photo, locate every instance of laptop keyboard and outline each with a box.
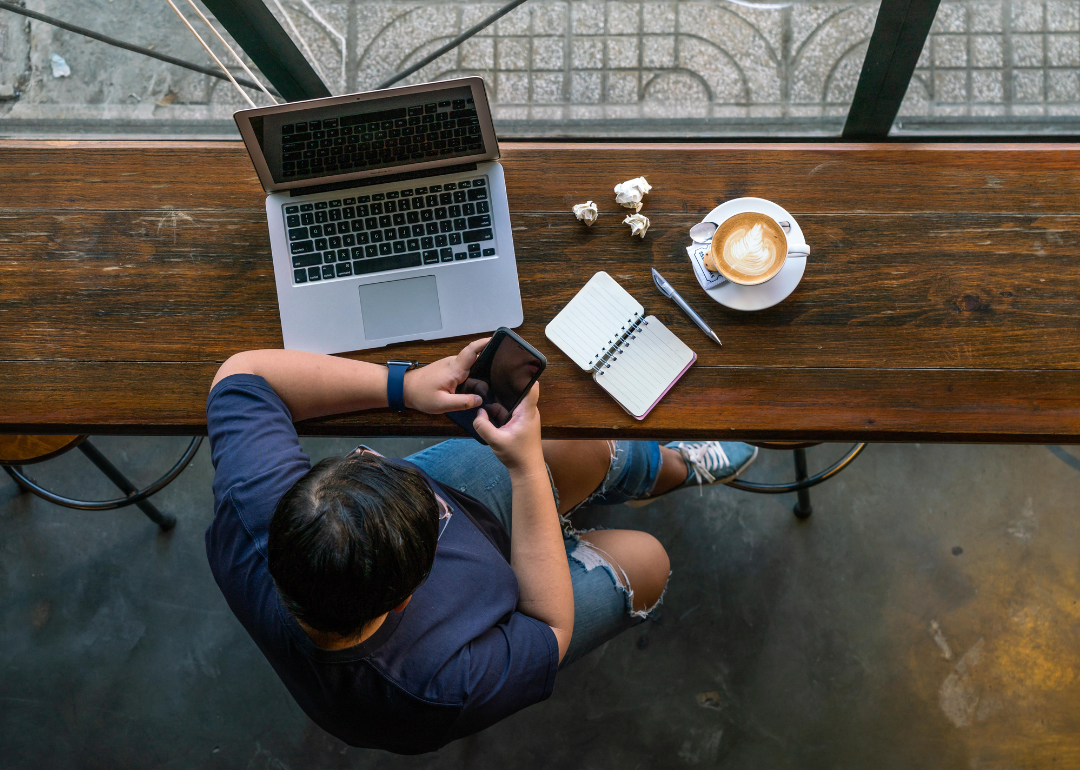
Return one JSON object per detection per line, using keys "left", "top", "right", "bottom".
{"left": 280, "top": 97, "right": 482, "bottom": 179}
{"left": 285, "top": 177, "right": 495, "bottom": 285}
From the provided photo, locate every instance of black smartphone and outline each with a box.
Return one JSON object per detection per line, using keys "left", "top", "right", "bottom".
{"left": 446, "top": 328, "right": 547, "bottom": 444}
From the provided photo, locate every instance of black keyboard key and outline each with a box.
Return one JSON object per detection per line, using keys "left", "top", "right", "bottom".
{"left": 378, "top": 215, "right": 391, "bottom": 228}
{"left": 453, "top": 190, "right": 467, "bottom": 203}
{"left": 315, "top": 211, "right": 328, "bottom": 223}
{"left": 435, "top": 207, "right": 449, "bottom": 220}
{"left": 435, "top": 234, "right": 448, "bottom": 247}
{"left": 421, "top": 209, "right": 434, "bottom": 222}
{"left": 358, "top": 195, "right": 370, "bottom": 203}
{"left": 365, "top": 245, "right": 378, "bottom": 258}
{"left": 425, "top": 222, "right": 439, "bottom": 235}
{"left": 309, "top": 224, "right": 323, "bottom": 238}
{"left": 353, "top": 251, "right": 423, "bottom": 275}
{"left": 309, "top": 266, "right": 322, "bottom": 280}
{"left": 356, "top": 232, "right": 369, "bottom": 244}
{"left": 285, "top": 204, "right": 299, "bottom": 214}
{"left": 453, "top": 218, "right": 467, "bottom": 231}
{"left": 409, "top": 224, "right": 423, "bottom": 237}
{"left": 329, "top": 199, "right": 341, "bottom": 207}
{"left": 336, "top": 262, "right": 353, "bottom": 277}
{"left": 422, "top": 250, "right": 439, "bottom": 264}
{"left": 315, "top": 201, "right": 328, "bottom": 210}
{"left": 370, "top": 230, "right": 382, "bottom": 243}
{"left": 468, "top": 243, "right": 481, "bottom": 253}
{"left": 472, "top": 178, "right": 485, "bottom": 186}
{"left": 323, "top": 250, "right": 337, "bottom": 263}
{"left": 379, "top": 242, "right": 393, "bottom": 256}
{"left": 315, "top": 238, "right": 328, "bottom": 250}
{"left": 467, "top": 187, "right": 487, "bottom": 201}
{"left": 293, "top": 252, "right": 322, "bottom": 269}
{"left": 401, "top": 188, "right": 414, "bottom": 196}
{"left": 421, "top": 236, "right": 435, "bottom": 249}
{"left": 337, "top": 248, "right": 350, "bottom": 261}
{"left": 449, "top": 232, "right": 462, "bottom": 245}
{"left": 455, "top": 252, "right": 468, "bottom": 260}
{"left": 321, "top": 265, "right": 335, "bottom": 279}
{"left": 393, "top": 213, "right": 406, "bottom": 226}
{"left": 463, "top": 203, "right": 475, "bottom": 216}
{"left": 476, "top": 201, "right": 489, "bottom": 214}
{"left": 301, "top": 212, "right": 314, "bottom": 226}
{"left": 300, "top": 203, "right": 314, "bottom": 211}
{"left": 393, "top": 240, "right": 406, "bottom": 254}
{"left": 291, "top": 240, "right": 316, "bottom": 255}
{"left": 293, "top": 268, "right": 307, "bottom": 283}
{"left": 329, "top": 209, "right": 341, "bottom": 221}
{"left": 463, "top": 229, "right": 493, "bottom": 243}
{"left": 286, "top": 214, "right": 301, "bottom": 228}
{"left": 415, "top": 187, "right": 428, "bottom": 195}
{"left": 329, "top": 236, "right": 342, "bottom": 249}
{"left": 439, "top": 220, "right": 453, "bottom": 234}
{"left": 483, "top": 248, "right": 496, "bottom": 257}
{"left": 440, "top": 248, "right": 454, "bottom": 262}
{"left": 343, "top": 234, "right": 355, "bottom": 247}
{"left": 288, "top": 227, "right": 309, "bottom": 241}
{"left": 468, "top": 214, "right": 492, "bottom": 229}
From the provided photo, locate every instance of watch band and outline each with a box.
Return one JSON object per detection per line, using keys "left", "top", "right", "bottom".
{"left": 386, "top": 360, "right": 417, "bottom": 411}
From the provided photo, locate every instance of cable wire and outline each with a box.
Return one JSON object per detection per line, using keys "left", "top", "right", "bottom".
{"left": 0, "top": 0, "right": 279, "bottom": 97}
{"left": 377, "top": 0, "right": 532, "bottom": 89}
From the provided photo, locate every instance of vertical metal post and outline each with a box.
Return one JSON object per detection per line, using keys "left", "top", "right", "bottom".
{"left": 842, "top": 0, "right": 941, "bottom": 139}
{"left": 78, "top": 440, "right": 176, "bottom": 531}
{"left": 793, "top": 448, "right": 813, "bottom": 519}
{"left": 197, "top": 0, "right": 330, "bottom": 102}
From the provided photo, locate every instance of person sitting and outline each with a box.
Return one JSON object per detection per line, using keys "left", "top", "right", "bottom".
{"left": 205, "top": 339, "right": 757, "bottom": 754}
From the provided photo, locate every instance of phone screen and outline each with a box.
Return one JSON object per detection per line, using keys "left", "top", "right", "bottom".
{"left": 456, "top": 332, "right": 545, "bottom": 427}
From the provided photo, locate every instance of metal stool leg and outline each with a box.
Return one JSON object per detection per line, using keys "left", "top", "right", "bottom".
{"left": 77, "top": 440, "right": 176, "bottom": 531}
{"left": 4, "top": 464, "right": 35, "bottom": 494}
{"left": 792, "top": 448, "right": 813, "bottom": 520}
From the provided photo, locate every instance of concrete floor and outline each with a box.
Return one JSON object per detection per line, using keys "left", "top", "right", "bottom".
{"left": 2, "top": 437, "right": 1080, "bottom": 768}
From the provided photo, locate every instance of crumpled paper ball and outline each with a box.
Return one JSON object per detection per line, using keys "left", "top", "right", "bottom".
{"left": 614, "top": 176, "right": 652, "bottom": 212}
{"left": 572, "top": 200, "right": 598, "bottom": 226}
{"left": 624, "top": 213, "right": 650, "bottom": 238}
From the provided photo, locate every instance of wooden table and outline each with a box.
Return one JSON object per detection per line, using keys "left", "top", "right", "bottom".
{"left": 2, "top": 140, "right": 1078, "bottom": 442}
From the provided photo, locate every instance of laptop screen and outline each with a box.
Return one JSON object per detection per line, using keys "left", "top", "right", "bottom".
{"left": 249, "top": 85, "right": 485, "bottom": 185}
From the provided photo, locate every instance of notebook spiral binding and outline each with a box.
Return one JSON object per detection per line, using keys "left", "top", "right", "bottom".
{"left": 590, "top": 313, "right": 648, "bottom": 376}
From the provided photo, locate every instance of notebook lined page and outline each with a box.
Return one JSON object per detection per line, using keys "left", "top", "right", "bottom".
{"left": 596, "top": 317, "right": 695, "bottom": 419}
{"left": 545, "top": 272, "right": 644, "bottom": 370}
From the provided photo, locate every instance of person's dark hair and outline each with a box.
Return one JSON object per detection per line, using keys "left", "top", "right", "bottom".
{"left": 268, "top": 453, "right": 439, "bottom": 637}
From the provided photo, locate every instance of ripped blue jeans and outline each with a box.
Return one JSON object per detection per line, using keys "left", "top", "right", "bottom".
{"left": 406, "top": 439, "right": 663, "bottom": 669}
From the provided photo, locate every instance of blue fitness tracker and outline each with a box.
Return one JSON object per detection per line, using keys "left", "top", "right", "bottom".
{"left": 385, "top": 360, "right": 418, "bottom": 411}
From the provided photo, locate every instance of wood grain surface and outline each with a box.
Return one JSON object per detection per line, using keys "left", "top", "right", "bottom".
{"left": 1, "top": 141, "right": 1078, "bottom": 442}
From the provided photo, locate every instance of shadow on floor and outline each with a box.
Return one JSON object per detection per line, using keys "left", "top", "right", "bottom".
{"left": 2, "top": 439, "right": 1080, "bottom": 769}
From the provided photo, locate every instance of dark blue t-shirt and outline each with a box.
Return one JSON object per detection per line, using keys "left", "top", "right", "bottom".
{"left": 205, "top": 374, "right": 558, "bottom": 754}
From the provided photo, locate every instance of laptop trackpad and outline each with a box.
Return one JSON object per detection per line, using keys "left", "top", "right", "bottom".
{"left": 358, "top": 275, "right": 443, "bottom": 340}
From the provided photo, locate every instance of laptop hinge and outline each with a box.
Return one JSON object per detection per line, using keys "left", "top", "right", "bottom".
{"left": 288, "top": 163, "right": 479, "bottom": 197}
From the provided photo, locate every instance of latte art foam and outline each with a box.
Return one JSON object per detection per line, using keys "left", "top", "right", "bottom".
{"left": 708, "top": 212, "right": 787, "bottom": 285}
{"left": 726, "top": 223, "right": 775, "bottom": 276}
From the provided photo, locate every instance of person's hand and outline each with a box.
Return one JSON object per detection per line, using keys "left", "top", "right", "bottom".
{"left": 402, "top": 338, "right": 489, "bottom": 414}
{"left": 473, "top": 382, "right": 543, "bottom": 473}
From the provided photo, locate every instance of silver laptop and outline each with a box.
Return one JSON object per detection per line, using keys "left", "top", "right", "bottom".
{"left": 233, "top": 77, "right": 522, "bottom": 354}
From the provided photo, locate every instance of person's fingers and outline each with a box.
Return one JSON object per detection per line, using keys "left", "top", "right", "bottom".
{"left": 472, "top": 407, "right": 500, "bottom": 444}
{"left": 519, "top": 381, "right": 540, "bottom": 410}
{"left": 454, "top": 338, "right": 490, "bottom": 373}
{"left": 434, "top": 393, "right": 483, "bottom": 413}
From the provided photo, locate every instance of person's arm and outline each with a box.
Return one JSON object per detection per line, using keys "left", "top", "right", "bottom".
{"left": 210, "top": 340, "right": 489, "bottom": 422}
{"left": 473, "top": 385, "right": 574, "bottom": 662}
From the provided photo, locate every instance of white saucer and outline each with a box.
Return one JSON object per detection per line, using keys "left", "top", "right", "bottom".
{"left": 694, "top": 197, "right": 807, "bottom": 312}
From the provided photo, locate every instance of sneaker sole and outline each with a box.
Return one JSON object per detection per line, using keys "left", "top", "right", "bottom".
{"left": 625, "top": 446, "right": 759, "bottom": 508}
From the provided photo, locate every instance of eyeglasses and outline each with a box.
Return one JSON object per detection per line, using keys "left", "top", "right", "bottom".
{"left": 346, "top": 444, "right": 452, "bottom": 541}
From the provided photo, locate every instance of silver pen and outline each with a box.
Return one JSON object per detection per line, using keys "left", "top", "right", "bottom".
{"left": 651, "top": 268, "right": 722, "bottom": 346}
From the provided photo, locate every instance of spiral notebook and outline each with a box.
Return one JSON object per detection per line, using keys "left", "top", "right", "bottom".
{"left": 545, "top": 271, "right": 696, "bottom": 420}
